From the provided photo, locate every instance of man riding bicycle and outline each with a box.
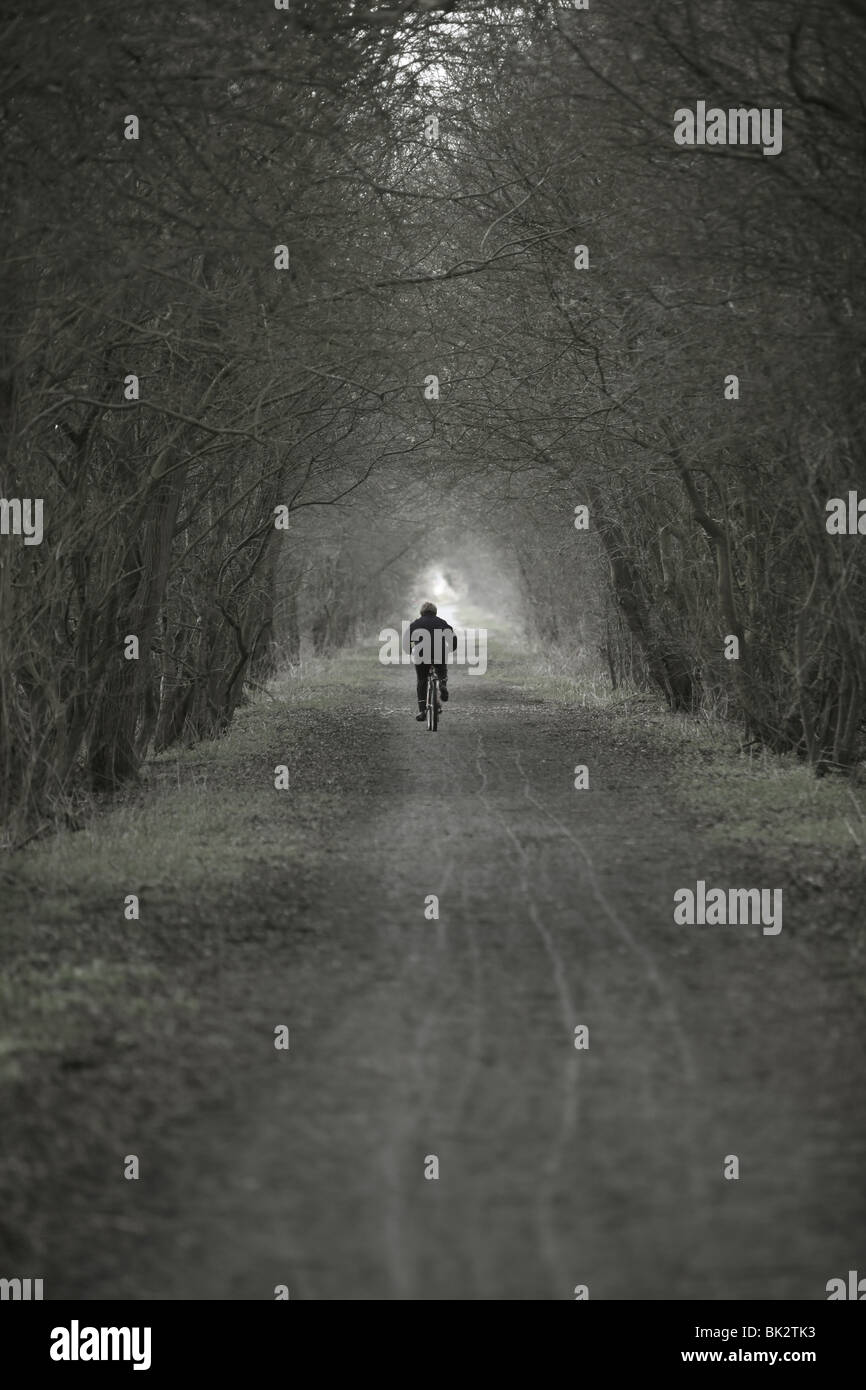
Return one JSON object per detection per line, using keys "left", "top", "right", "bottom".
{"left": 407, "top": 601, "right": 457, "bottom": 721}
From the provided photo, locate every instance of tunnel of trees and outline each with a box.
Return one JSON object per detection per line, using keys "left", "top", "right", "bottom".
{"left": 2, "top": 0, "right": 865, "bottom": 840}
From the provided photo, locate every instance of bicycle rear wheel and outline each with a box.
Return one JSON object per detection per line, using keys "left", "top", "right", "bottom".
{"left": 427, "top": 674, "right": 439, "bottom": 731}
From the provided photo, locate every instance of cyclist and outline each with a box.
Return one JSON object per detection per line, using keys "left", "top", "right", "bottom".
{"left": 407, "top": 601, "right": 457, "bottom": 721}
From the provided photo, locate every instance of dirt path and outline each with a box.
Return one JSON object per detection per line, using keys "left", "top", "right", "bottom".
{"left": 4, "top": 652, "right": 865, "bottom": 1300}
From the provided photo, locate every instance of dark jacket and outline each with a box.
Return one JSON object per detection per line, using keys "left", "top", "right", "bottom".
{"left": 407, "top": 613, "right": 457, "bottom": 665}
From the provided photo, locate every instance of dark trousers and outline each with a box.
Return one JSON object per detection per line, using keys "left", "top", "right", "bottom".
{"left": 416, "top": 663, "right": 448, "bottom": 709}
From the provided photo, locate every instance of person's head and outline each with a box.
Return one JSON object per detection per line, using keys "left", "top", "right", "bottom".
{"left": 420, "top": 601, "right": 437, "bottom": 615}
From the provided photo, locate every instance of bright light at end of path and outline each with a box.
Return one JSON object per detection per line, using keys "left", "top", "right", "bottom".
{"left": 418, "top": 566, "right": 461, "bottom": 628}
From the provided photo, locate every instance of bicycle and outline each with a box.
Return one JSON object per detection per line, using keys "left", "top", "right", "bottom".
{"left": 425, "top": 666, "right": 441, "bottom": 731}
